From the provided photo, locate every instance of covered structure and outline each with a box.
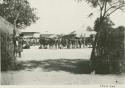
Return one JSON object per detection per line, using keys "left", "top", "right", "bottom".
{"left": 21, "top": 32, "right": 40, "bottom": 45}
{"left": 40, "top": 34, "right": 53, "bottom": 38}
{"left": 21, "top": 32, "right": 40, "bottom": 38}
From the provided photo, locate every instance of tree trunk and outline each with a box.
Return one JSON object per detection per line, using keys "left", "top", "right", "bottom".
{"left": 13, "top": 19, "right": 17, "bottom": 69}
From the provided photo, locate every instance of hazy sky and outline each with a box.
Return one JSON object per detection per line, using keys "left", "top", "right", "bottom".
{"left": 24, "top": 0, "right": 125, "bottom": 34}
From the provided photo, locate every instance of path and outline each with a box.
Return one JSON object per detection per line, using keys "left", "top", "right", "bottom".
{"left": 18, "top": 46, "right": 92, "bottom": 61}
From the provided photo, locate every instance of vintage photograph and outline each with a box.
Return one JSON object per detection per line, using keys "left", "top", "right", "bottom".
{"left": 0, "top": 0, "right": 125, "bottom": 85}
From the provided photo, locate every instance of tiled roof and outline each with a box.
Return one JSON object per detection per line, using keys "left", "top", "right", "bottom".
{"left": 22, "top": 32, "right": 40, "bottom": 34}
{"left": 40, "top": 34, "right": 54, "bottom": 38}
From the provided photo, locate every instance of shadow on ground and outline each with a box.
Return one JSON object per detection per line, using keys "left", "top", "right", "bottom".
{"left": 15, "top": 59, "right": 92, "bottom": 74}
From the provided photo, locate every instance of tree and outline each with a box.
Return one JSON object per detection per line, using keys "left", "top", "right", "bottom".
{"left": 77, "top": 0, "right": 125, "bottom": 19}
{"left": 86, "top": 26, "right": 93, "bottom": 31}
{"left": 77, "top": 0, "right": 125, "bottom": 73}
{"left": 0, "top": 0, "right": 39, "bottom": 68}
{"left": 77, "top": 0, "right": 125, "bottom": 32}
{"left": 0, "top": 0, "right": 39, "bottom": 29}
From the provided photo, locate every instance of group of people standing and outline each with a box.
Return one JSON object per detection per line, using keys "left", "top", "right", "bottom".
{"left": 15, "top": 34, "right": 24, "bottom": 57}
{"left": 39, "top": 37, "right": 94, "bottom": 49}
{"left": 13, "top": 34, "right": 95, "bottom": 57}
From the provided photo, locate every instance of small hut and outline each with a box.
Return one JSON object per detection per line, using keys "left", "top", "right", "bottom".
{"left": 0, "top": 16, "right": 14, "bottom": 71}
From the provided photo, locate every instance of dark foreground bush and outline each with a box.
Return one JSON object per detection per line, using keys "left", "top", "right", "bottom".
{"left": 1, "top": 32, "right": 14, "bottom": 71}
{"left": 91, "top": 26, "right": 125, "bottom": 74}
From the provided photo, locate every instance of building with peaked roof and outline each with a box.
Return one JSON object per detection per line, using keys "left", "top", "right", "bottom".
{"left": 40, "top": 34, "right": 54, "bottom": 38}
{"left": 21, "top": 32, "right": 40, "bottom": 38}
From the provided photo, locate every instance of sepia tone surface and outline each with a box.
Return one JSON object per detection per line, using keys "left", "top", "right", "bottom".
{"left": 1, "top": 0, "right": 125, "bottom": 86}
{"left": 1, "top": 46, "right": 125, "bottom": 85}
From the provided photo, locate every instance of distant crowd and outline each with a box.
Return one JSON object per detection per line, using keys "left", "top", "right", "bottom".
{"left": 39, "top": 37, "right": 94, "bottom": 49}
{"left": 14, "top": 34, "right": 95, "bottom": 57}
{"left": 15, "top": 34, "right": 95, "bottom": 53}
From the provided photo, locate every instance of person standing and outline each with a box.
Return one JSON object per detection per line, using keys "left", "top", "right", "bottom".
{"left": 17, "top": 34, "right": 23, "bottom": 57}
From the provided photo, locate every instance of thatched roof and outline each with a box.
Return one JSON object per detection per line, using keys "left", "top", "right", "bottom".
{"left": 0, "top": 16, "right": 14, "bottom": 34}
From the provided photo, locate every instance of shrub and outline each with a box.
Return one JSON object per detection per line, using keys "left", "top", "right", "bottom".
{"left": 1, "top": 32, "right": 14, "bottom": 71}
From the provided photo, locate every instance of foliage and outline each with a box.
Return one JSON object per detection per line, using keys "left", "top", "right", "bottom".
{"left": 94, "top": 17, "right": 114, "bottom": 32}
{"left": 77, "top": 0, "right": 125, "bottom": 74}
{"left": 77, "top": 0, "right": 125, "bottom": 18}
{"left": 117, "top": 25, "right": 125, "bottom": 30}
{"left": 86, "top": 26, "right": 93, "bottom": 31}
{"left": 0, "top": 0, "right": 39, "bottom": 29}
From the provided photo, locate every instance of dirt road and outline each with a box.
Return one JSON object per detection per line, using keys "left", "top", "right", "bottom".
{"left": 1, "top": 46, "right": 125, "bottom": 85}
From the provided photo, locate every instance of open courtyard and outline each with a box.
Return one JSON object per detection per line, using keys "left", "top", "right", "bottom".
{"left": 1, "top": 46, "right": 125, "bottom": 85}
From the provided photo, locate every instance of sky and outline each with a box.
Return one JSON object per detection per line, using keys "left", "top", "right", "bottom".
{"left": 23, "top": 0, "right": 125, "bottom": 34}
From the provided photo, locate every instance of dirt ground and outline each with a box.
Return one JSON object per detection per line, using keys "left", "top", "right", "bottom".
{"left": 1, "top": 46, "right": 125, "bottom": 85}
